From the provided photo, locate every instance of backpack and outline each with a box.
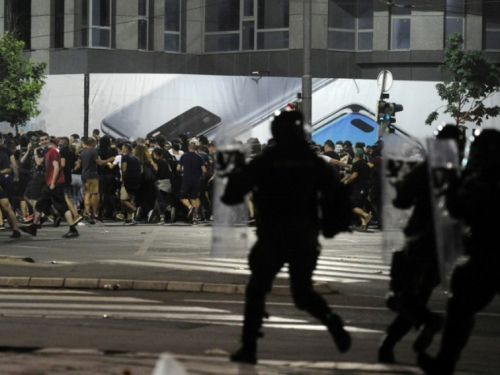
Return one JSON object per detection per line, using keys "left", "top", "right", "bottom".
{"left": 143, "top": 161, "right": 157, "bottom": 182}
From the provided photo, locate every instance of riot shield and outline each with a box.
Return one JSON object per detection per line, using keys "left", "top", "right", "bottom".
{"left": 426, "top": 138, "right": 464, "bottom": 288}
{"left": 381, "top": 133, "right": 425, "bottom": 263}
{"left": 211, "top": 144, "right": 251, "bottom": 258}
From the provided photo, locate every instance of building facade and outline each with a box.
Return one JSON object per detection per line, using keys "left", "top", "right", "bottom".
{"left": 1, "top": 0, "right": 499, "bottom": 81}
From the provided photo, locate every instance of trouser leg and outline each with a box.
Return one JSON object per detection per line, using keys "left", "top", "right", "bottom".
{"left": 379, "top": 314, "right": 413, "bottom": 363}
{"left": 240, "top": 243, "right": 282, "bottom": 350}
{"left": 433, "top": 260, "right": 497, "bottom": 373}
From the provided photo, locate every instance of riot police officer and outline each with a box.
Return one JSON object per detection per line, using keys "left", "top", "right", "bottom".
{"left": 379, "top": 125, "right": 465, "bottom": 363}
{"left": 221, "top": 110, "right": 352, "bottom": 364}
{"left": 419, "top": 129, "right": 500, "bottom": 374}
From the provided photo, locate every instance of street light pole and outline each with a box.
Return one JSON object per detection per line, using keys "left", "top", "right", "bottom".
{"left": 303, "top": 0, "right": 312, "bottom": 137}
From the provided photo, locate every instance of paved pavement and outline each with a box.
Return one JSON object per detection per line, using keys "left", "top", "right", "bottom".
{"left": 0, "top": 221, "right": 431, "bottom": 374}
{"left": 1, "top": 347, "right": 436, "bottom": 374}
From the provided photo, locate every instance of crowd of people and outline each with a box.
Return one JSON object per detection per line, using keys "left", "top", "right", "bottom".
{"left": 0, "top": 126, "right": 384, "bottom": 238}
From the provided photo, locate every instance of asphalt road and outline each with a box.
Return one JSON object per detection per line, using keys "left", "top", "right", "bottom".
{"left": 0, "top": 222, "right": 499, "bottom": 374}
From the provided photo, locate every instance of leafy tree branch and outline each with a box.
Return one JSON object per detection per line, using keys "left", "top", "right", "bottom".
{"left": 426, "top": 33, "right": 500, "bottom": 128}
{"left": 0, "top": 32, "right": 47, "bottom": 127}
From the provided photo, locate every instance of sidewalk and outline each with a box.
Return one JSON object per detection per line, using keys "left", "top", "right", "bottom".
{"left": 0, "top": 347, "right": 430, "bottom": 375}
{"left": 0, "top": 261, "right": 337, "bottom": 295}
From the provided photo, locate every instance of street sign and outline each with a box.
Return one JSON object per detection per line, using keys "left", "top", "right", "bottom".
{"left": 377, "top": 70, "right": 393, "bottom": 93}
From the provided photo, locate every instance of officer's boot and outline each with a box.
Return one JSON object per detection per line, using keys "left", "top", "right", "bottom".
{"left": 230, "top": 338, "right": 258, "bottom": 365}
{"left": 378, "top": 315, "right": 413, "bottom": 363}
{"left": 324, "top": 313, "right": 351, "bottom": 353}
{"left": 413, "top": 312, "right": 444, "bottom": 353}
{"left": 230, "top": 281, "right": 267, "bottom": 365}
{"left": 230, "top": 321, "right": 264, "bottom": 365}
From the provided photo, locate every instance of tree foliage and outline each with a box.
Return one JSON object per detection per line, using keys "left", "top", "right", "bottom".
{"left": 425, "top": 33, "right": 500, "bottom": 127}
{"left": 0, "top": 32, "right": 47, "bottom": 127}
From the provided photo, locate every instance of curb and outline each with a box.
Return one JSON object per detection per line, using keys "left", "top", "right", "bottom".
{"left": 0, "top": 277, "right": 339, "bottom": 295}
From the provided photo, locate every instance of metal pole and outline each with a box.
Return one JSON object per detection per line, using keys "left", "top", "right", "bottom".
{"left": 302, "top": 0, "right": 312, "bottom": 137}
{"left": 84, "top": 73, "right": 89, "bottom": 137}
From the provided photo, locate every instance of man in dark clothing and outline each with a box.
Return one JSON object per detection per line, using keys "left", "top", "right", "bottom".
{"left": 342, "top": 148, "right": 372, "bottom": 231}
{"left": 381, "top": 126, "right": 464, "bottom": 365}
{"left": 0, "top": 146, "right": 21, "bottom": 238}
{"left": 343, "top": 140, "right": 354, "bottom": 159}
{"left": 21, "top": 139, "right": 79, "bottom": 238}
{"left": 177, "top": 142, "right": 206, "bottom": 224}
{"left": 75, "top": 137, "right": 110, "bottom": 224}
{"left": 323, "top": 139, "right": 341, "bottom": 160}
{"left": 97, "top": 135, "right": 119, "bottom": 219}
{"left": 419, "top": 129, "right": 500, "bottom": 375}
{"left": 120, "top": 143, "right": 142, "bottom": 225}
{"left": 152, "top": 148, "right": 174, "bottom": 224}
{"left": 58, "top": 137, "right": 81, "bottom": 225}
{"left": 222, "top": 111, "right": 351, "bottom": 365}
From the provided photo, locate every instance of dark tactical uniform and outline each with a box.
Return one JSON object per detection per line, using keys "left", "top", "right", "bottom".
{"left": 380, "top": 161, "right": 442, "bottom": 363}
{"left": 222, "top": 111, "right": 351, "bottom": 364}
{"left": 419, "top": 129, "right": 500, "bottom": 375}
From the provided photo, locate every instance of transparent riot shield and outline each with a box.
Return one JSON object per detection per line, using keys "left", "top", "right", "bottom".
{"left": 211, "top": 144, "right": 251, "bottom": 259}
{"left": 426, "top": 138, "right": 464, "bottom": 288}
{"left": 382, "top": 133, "right": 425, "bottom": 263}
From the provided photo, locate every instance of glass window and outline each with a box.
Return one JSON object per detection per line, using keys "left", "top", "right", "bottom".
{"left": 358, "top": 31, "right": 373, "bottom": 51}
{"left": 484, "top": 1, "right": 500, "bottom": 50}
{"left": 257, "top": 31, "right": 288, "bottom": 50}
{"left": 91, "top": 28, "right": 111, "bottom": 47}
{"left": 138, "top": 0, "right": 148, "bottom": 16}
{"left": 485, "top": 31, "right": 500, "bottom": 50}
{"left": 445, "top": 18, "right": 463, "bottom": 39}
{"left": 205, "top": 0, "right": 240, "bottom": 32}
{"left": 138, "top": 19, "right": 148, "bottom": 50}
{"left": 257, "top": 0, "right": 289, "bottom": 29}
{"left": 205, "top": 34, "right": 239, "bottom": 52}
{"left": 204, "top": 0, "right": 289, "bottom": 52}
{"left": 165, "top": 34, "right": 180, "bottom": 52}
{"left": 392, "top": 18, "right": 410, "bottom": 50}
{"left": 165, "top": 0, "right": 181, "bottom": 52}
{"left": 358, "top": 0, "right": 373, "bottom": 30}
{"left": 445, "top": 0, "right": 464, "bottom": 41}
{"left": 92, "top": 0, "right": 111, "bottom": 27}
{"left": 484, "top": 4, "right": 500, "bottom": 29}
{"left": 328, "top": 30, "right": 355, "bottom": 50}
{"left": 165, "top": 0, "right": 180, "bottom": 32}
{"left": 243, "top": 21, "right": 255, "bottom": 50}
{"left": 328, "top": 0, "right": 373, "bottom": 51}
{"left": 82, "top": 0, "right": 111, "bottom": 48}
{"left": 138, "top": 0, "right": 149, "bottom": 50}
{"left": 55, "top": 0, "right": 65, "bottom": 48}
{"left": 244, "top": 0, "right": 254, "bottom": 17}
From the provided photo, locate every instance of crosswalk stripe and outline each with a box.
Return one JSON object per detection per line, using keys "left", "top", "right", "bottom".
{"left": 100, "top": 259, "right": 373, "bottom": 283}
{"left": 150, "top": 255, "right": 390, "bottom": 280}
{"left": 0, "top": 291, "right": 382, "bottom": 334}
{"left": 100, "top": 255, "right": 390, "bottom": 283}
{"left": 0, "top": 303, "right": 227, "bottom": 312}
{"left": 0, "top": 289, "right": 94, "bottom": 294}
{"left": 0, "top": 295, "right": 161, "bottom": 303}
{"left": 202, "top": 257, "right": 391, "bottom": 271}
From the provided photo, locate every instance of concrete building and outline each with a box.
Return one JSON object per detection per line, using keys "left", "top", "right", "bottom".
{"left": 1, "top": 0, "right": 500, "bottom": 81}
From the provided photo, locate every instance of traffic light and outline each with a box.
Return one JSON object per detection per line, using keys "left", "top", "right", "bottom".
{"left": 376, "top": 100, "right": 403, "bottom": 126}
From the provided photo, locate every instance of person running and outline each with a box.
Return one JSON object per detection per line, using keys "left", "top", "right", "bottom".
{"left": 222, "top": 111, "right": 352, "bottom": 365}
{"left": 21, "top": 139, "right": 79, "bottom": 238}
